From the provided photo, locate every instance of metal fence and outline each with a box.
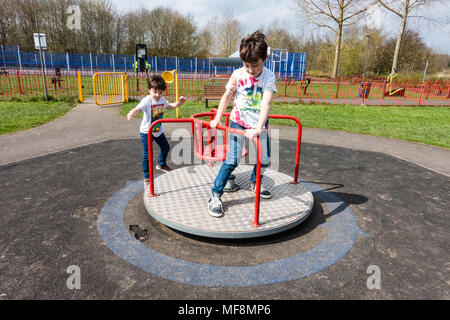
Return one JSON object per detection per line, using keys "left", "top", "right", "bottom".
{"left": 0, "top": 45, "right": 308, "bottom": 80}
{"left": 1, "top": 67, "right": 448, "bottom": 105}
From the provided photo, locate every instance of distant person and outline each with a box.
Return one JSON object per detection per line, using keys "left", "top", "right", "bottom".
{"left": 127, "top": 74, "right": 186, "bottom": 188}
{"left": 207, "top": 30, "right": 277, "bottom": 218}
{"left": 133, "top": 61, "right": 151, "bottom": 73}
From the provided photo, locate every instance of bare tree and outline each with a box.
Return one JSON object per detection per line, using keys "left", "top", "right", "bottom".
{"left": 264, "top": 20, "right": 303, "bottom": 53}
{"left": 376, "top": 0, "right": 439, "bottom": 74}
{"left": 146, "top": 7, "right": 203, "bottom": 58}
{"left": 215, "top": 8, "right": 244, "bottom": 57}
{"left": 196, "top": 27, "right": 214, "bottom": 58}
{"left": 121, "top": 9, "right": 151, "bottom": 54}
{"left": 39, "top": 0, "right": 80, "bottom": 52}
{"left": 79, "top": 0, "right": 118, "bottom": 54}
{"left": 292, "top": 0, "right": 374, "bottom": 78}
{"left": 14, "top": 0, "right": 45, "bottom": 51}
{"left": 0, "top": 0, "right": 18, "bottom": 45}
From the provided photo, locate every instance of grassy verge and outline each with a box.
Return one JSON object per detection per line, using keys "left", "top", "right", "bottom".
{"left": 270, "top": 103, "right": 450, "bottom": 149}
{"left": 0, "top": 97, "right": 77, "bottom": 135}
{"left": 121, "top": 100, "right": 450, "bottom": 149}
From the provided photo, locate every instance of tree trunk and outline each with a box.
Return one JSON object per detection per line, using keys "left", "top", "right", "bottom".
{"left": 391, "top": 0, "right": 409, "bottom": 74}
{"left": 332, "top": 0, "right": 344, "bottom": 79}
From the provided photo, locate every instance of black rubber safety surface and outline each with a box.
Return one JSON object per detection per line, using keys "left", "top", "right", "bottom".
{"left": 0, "top": 139, "right": 448, "bottom": 299}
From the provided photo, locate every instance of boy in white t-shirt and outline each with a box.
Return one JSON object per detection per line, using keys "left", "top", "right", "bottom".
{"left": 208, "top": 31, "right": 277, "bottom": 218}
{"left": 127, "top": 74, "right": 186, "bottom": 188}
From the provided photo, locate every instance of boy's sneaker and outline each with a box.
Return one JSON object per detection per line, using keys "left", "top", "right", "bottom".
{"left": 208, "top": 191, "right": 224, "bottom": 218}
{"left": 156, "top": 164, "right": 172, "bottom": 173}
{"left": 250, "top": 182, "right": 272, "bottom": 199}
{"left": 144, "top": 179, "right": 150, "bottom": 189}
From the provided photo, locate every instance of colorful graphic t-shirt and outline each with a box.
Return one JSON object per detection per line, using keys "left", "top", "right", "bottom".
{"left": 226, "top": 67, "right": 277, "bottom": 129}
{"left": 137, "top": 95, "right": 169, "bottom": 137}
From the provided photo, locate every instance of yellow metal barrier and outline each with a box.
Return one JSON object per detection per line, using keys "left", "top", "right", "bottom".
{"left": 93, "top": 72, "right": 127, "bottom": 106}
{"left": 77, "top": 71, "right": 83, "bottom": 103}
{"left": 162, "top": 69, "right": 179, "bottom": 118}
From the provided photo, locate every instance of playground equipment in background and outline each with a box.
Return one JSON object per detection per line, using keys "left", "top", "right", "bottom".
{"left": 384, "top": 72, "right": 405, "bottom": 97}
{"left": 301, "top": 77, "right": 312, "bottom": 95}
{"left": 134, "top": 44, "right": 150, "bottom": 92}
{"left": 162, "top": 69, "right": 180, "bottom": 118}
{"left": 143, "top": 109, "right": 313, "bottom": 238}
{"left": 92, "top": 72, "right": 128, "bottom": 106}
{"left": 50, "top": 67, "right": 63, "bottom": 90}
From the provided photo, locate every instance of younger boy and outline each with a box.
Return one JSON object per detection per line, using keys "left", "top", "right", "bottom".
{"left": 208, "top": 31, "right": 277, "bottom": 218}
{"left": 127, "top": 74, "right": 186, "bottom": 188}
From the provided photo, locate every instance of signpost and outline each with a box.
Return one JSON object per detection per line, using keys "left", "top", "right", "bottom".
{"left": 34, "top": 33, "right": 48, "bottom": 101}
{"left": 135, "top": 44, "right": 148, "bottom": 91}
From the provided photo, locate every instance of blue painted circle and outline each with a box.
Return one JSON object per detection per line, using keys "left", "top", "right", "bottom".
{"left": 97, "top": 179, "right": 370, "bottom": 287}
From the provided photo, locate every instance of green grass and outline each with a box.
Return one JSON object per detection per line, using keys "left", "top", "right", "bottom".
{"left": 2, "top": 97, "right": 448, "bottom": 148}
{"left": 121, "top": 100, "right": 450, "bottom": 149}
{"left": 0, "top": 97, "right": 77, "bottom": 134}
{"left": 269, "top": 103, "right": 450, "bottom": 149}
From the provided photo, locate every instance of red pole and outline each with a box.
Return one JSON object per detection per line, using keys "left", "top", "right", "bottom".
{"left": 147, "top": 131, "right": 158, "bottom": 197}
{"left": 403, "top": 81, "right": 407, "bottom": 99}
{"left": 284, "top": 77, "right": 288, "bottom": 97}
{"left": 335, "top": 78, "right": 340, "bottom": 98}
{"left": 419, "top": 83, "right": 425, "bottom": 105}
{"left": 147, "top": 118, "right": 193, "bottom": 196}
{"left": 251, "top": 136, "right": 262, "bottom": 227}
{"left": 0, "top": 74, "right": 3, "bottom": 100}
{"left": 16, "top": 68, "right": 22, "bottom": 95}
{"left": 426, "top": 82, "right": 431, "bottom": 100}
{"left": 299, "top": 79, "right": 303, "bottom": 103}
{"left": 362, "top": 83, "right": 367, "bottom": 104}
{"left": 269, "top": 114, "right": 302, "bottom": 183}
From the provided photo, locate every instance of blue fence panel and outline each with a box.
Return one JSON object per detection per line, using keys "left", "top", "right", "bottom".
{"left": 49, "top": 52, "right": 68, "bottom": 69}
{"left": 1, "top": 50, "right": 20, "bottom": 68}
{"left": 265, "top": 52, "right": 307, "bottom": 80}
{"left": 0, "top": 47, "right": 307, "bottom": 79}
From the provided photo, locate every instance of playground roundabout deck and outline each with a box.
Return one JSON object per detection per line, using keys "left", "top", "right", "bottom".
{"left": 143, "top": 164, "right": 314, "bottom": 238}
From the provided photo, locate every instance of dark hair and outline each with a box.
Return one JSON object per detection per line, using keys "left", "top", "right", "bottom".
{"left": 239, "top": 30, "right": 268, "bottom": 63}
{"left": 148, "top": 74, "right": 166, "bottom": 91}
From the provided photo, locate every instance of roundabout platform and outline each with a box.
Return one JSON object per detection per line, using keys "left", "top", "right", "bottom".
{"left": 143, "top": 164, "right": 314, "bottom": 238}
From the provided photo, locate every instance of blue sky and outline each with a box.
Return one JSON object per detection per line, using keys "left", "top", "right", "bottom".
{"left": 110, "top": 0, "right": 450, "bottom": 55}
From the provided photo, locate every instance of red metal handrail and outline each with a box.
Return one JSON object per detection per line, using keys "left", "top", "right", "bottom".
{"left": 208, "top": 109, "right": 303, "bottom": 184}
{"left": 147, "top": 118, "right": 192, "bottom": 198}
{"left": 146, "top": 112, "right": 304, "bottom": 228}
{"left": 267, "top": 114, "right": 302, "bottom": 184}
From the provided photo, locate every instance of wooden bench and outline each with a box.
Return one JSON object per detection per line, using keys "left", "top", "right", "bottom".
{"left": 203, "top": 85, "right": 235, "bottom": 108}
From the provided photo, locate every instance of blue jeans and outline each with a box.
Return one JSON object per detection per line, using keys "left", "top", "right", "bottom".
{"left": 211, "top": 121, "right": 270, "bottom": 195}
{"left": 140, "top": 132, "right": 170, "bottom": 179}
